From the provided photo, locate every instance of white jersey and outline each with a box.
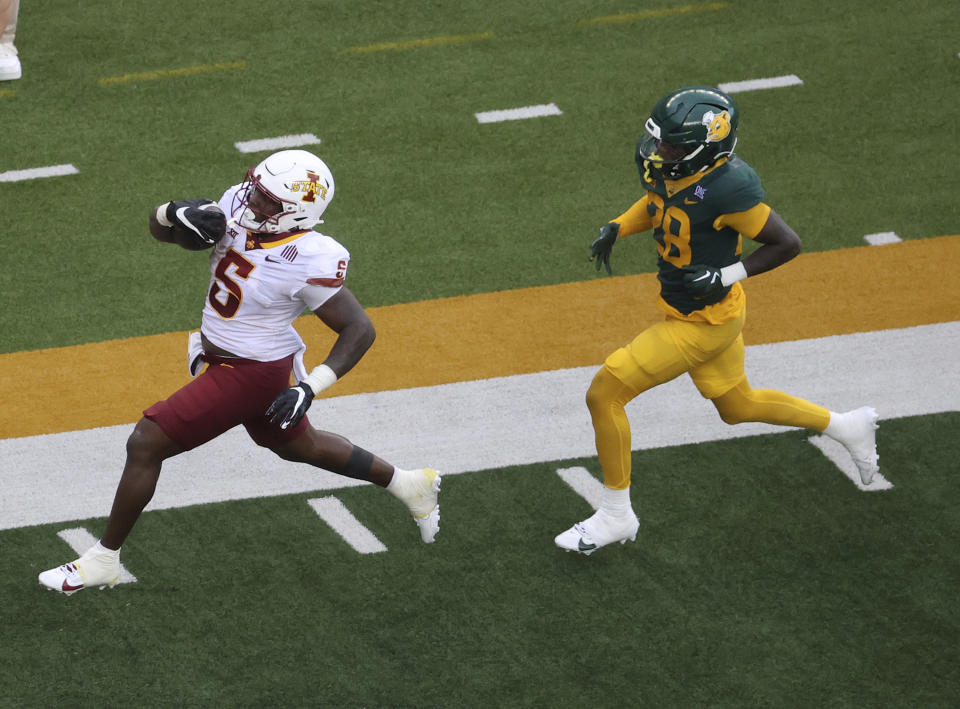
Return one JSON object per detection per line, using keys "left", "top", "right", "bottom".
{"left": 200, "top": 184, "right": 349, "bottom": 373}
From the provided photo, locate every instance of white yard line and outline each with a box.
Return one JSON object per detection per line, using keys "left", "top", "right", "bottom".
{"left": 719, "top": 75, "right": 803, "bottom": 93}
{"left": 307, "top": 497, "right": 388, "bottom": 554}
{"left": 0, "top": 164, "right": 78, "bottom": 182}
{"left": 555, "top": 467, "right": 605, "bottom": 510}
{"left": 234, "top": 134, "right": 322, "bottom": 153}
{"left": 3, "top": 322, "right": 958, "bottom": 530}
{"left": 475, "top": 103, "right": 562, "bottom": 124}
{"left": 864, "top": 232, "right": 903, "bottom": 246}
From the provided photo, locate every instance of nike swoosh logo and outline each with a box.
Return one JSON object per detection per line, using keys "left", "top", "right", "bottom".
{"left": 62, "top": 580, "right": 84, "bottom": 592}
{"left": 684, "top": 198, "right": 698, "bottom": 204}
{"left": 265, "top": 255, "right": 285, "bottom": 264}
{"left": 578, "top": 539, "right": 597, "bottom": 552}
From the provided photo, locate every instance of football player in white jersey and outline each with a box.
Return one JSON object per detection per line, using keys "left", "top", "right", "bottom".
{"left": 39, "top": 150, "right": 442, "bottom": 596}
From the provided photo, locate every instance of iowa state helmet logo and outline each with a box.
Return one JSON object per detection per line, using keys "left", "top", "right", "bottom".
{"left": 702, "top": 110, "right": 732, "bottom": 143}
{"left": 290, "top": 171, "right": 328, "bottom": 203}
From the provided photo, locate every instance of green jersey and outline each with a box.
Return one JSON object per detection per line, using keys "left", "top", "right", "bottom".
{"left": 641, "top": 155, "right": 765, "bottom": 315}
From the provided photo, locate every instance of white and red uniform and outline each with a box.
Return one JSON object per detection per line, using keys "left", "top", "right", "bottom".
{"left": 143, "top": 185, "right": 350, "bottom": 451}
{"left": 200, "top": 184, "right": 350, "bottom": 380}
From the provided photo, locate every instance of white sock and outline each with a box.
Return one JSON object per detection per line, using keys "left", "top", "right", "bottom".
{"left": 94, "top": 540, "right": 120, "bottom": 555}
{"left": 385, "top": 467, "right": 405, "bottom": 497}
{"left": 823, "top": 410, "right": 849, "bottom": 442}
{"left": 601, "top": 485, "right": 633, "bottom": 516}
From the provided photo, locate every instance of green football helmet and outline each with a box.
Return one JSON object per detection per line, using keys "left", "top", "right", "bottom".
{"left": 635, "top": 86, "right": 739, "bottom": 180}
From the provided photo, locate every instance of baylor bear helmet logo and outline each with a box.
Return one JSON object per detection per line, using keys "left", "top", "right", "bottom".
{"left": 702, "top": 110, "right": 732, "bottom": 143}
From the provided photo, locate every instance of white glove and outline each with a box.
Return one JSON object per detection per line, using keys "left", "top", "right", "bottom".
{"left": 188, "top": 331, "right": 205, "bottom": 377}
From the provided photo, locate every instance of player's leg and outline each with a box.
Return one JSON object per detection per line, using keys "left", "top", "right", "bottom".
{"left": 101, "top": 418, "right": 184, "bottom": 549}
{"left": 586, "top": 322, "right": 703, "bottom": 490}
{"left": 696, "top": 339, "right": 879, "bottom": 483}
{"left": 37, "top": 417, "right": 183, "bottom": 595}
{"left": 0, "top": 0, "right": 19, "bottom": 81}
{"left": 39, "top": 358, "right": 261, "bottom": 595}
{"left": 264, "top": 426, "right": 441, "bottom": 544}
{"left": 557, "top": 319, "right": 725, "bottom": 554}
{"left": 271, "top": 427, "right": 394, "bottom": 486}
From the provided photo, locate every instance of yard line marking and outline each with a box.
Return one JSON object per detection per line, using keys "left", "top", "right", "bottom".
{"left": 346, "top": 31, "right": 492, "bottom": 54}
{"left": 235, "top": 133, "right": 322, "bottom": 154}
{"left": 0, "top": 163, "right": 78, "bottom": 182}
{"left": 580, "top": 2, "right": 728, "bottom": 25}
{"left": 55, "top": 527, "right": 138, "bottom": 583}
{"left": 719, "top": 75, "right": 804, "bottom": 94}
{"left": 2, "top": 322, "right": 957, "bottom": 530}
{"left": 476, "top": 103, "right": 562, "bottom": 124}
{"left": 307, "top": 497, "right": 388, "bottom": 554}
{"left": 98, "top": 60, "right": 245, "bottom": 86}
{"left": 556, "top": 467, "right": 605, "bottom": 510}
{"left": 864, "top": 232, "right": 902, "bottom": 246}
{"left": 807, "top": 436, "right": 893, "bottom": 491}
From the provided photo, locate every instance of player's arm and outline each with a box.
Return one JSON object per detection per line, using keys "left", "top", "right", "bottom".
{"left": 589, "top": 195, "right": 653, "bottom": 275}
{"left": 612, "top": 195, "right": 654, "bottom": 237}
{"left": 682, "top": 204, "right": 801, "bottom": 296}
{"left": 738, "top": 208, "right": 801, "bottom": 277}
{"left": 266, "top": 287, "right": 376, "bottom": 429}
{"left": 148, "top": 200, "right": 226, "bottom": 249}
{"left": 310, "top": 287, "right": 376, "bottom": 378}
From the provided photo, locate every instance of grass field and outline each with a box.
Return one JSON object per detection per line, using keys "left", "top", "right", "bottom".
{"left": 2, "top": 0, "right": 959, "bottom": 707}
{"left": 6, "top": 415, "right": 960, "bottom": 707}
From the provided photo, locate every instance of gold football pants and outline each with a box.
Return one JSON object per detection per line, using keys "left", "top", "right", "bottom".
{"left": 587, "top": 313, "right": 830, "bottom": 489}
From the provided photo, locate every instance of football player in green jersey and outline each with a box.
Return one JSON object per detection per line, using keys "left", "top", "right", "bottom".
{"left": 555, "top": 86, "right": 880, "bottom": 555}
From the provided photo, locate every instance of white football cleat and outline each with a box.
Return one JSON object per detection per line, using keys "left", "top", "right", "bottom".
{"left": 830, "top": 406, "right": 880, "bottom": 485}
{"left": 0, "top": 44, "right": 21, "bottom": 82}
{"left": 555, "top": 508, "right": 640, "bottom": 555}
{"left": 38, "top": 544, "right": 121, "bottom": 596}
{"left": 390, "top": 468, "right": 442, "bottom": 543}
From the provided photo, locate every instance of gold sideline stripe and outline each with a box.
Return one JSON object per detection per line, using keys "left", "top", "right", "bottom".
{"left": 579, "top": 2, "right": 729, "bottom": 26}
{"left": 345, "top": 32, "right": 493, "bottom": 54}
{"left": 1, "top": 235, "right": 957, "bottom": 440}
{"left": 98, "top": 61, "right": 246, "bottom": 86}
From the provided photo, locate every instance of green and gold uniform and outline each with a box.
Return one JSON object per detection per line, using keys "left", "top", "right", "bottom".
{"left": 588, "top": 156, "right": 830, "bottom": 490}
{"left": 615, "top": 155, "right": 770, "bottom": 323}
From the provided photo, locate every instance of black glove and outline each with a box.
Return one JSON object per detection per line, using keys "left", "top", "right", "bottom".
{"left": 589, "top": 222, "right": 619, "bottom": 275}
{"left": 682, "top": 264, "right": 724, "bottom": 297}
{"left": 166, "top": 199, "right": 226, "bottom": 245}
{"left": 266, "top": 383, "right": 315, "bottom": 430}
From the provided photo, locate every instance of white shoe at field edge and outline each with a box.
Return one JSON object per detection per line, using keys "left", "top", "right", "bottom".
{"left": 0, "top": 44, "right": 21, "bottom": 81}
{"left": 555, "top": 508, "right": 639, "bottom": 555}
{"left": 836, "top": 406, "right": 880, "bottom": 485}
{"left": 398, "top": 468, "right": 442, "bottom": 543}
{"left": 38, "top": 544, "right": 121, "bottom": 596}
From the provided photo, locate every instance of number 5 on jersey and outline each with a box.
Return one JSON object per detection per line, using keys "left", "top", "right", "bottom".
{"left": 209, "top": 249, "right": 254, "bottom": 318}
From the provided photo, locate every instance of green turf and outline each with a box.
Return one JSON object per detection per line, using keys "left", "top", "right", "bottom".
{"left": 5, "top": 413, "right": 958, "bottom": 707}
{"left": 2, "top": 2, "right": 958, "bottom": 706}
{"left": 1, "top": 0, "right": 958, "bottom": 352}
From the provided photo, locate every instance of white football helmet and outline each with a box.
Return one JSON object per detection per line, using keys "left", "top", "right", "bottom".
{"left": 234, "top": 149, "right": 335, "bottom": 234}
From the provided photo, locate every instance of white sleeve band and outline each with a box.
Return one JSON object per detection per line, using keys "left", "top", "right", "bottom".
{"left": 720, "top": 261, "right": 748, "bottom": 287}
{"left": 156, "top": 203, "right": 173, "bottom": 227}
{"left": 302, "top": 363, "right": 338, "bottom": 396}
